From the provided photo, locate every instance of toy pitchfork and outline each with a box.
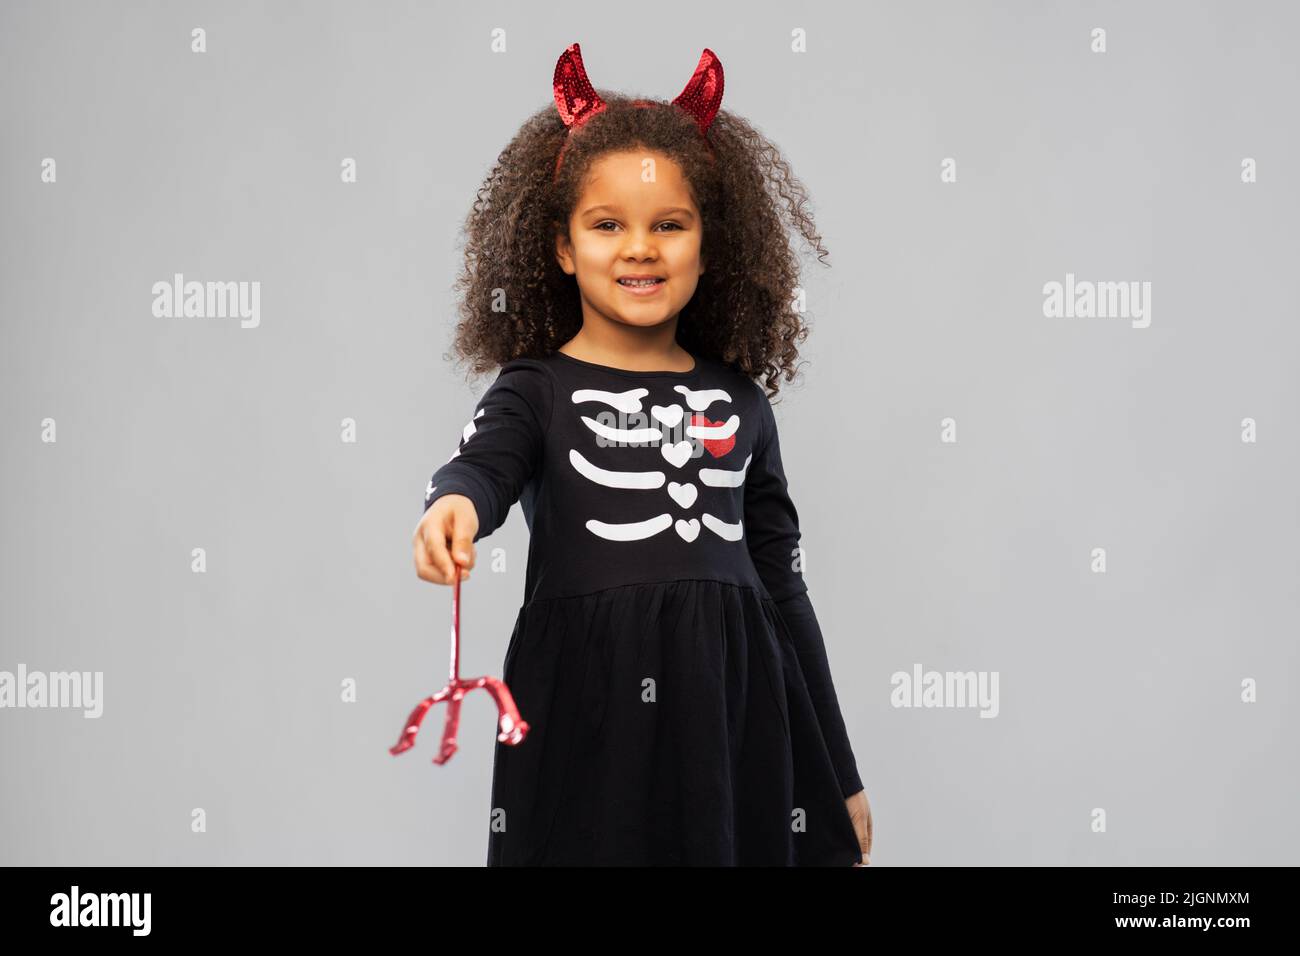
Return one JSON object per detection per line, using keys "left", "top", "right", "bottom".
{"left": 390, "top": 564, "right": 530, "bottom": 764}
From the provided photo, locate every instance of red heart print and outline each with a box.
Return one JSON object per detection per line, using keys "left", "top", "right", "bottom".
{"left": 690, "top": 414, "right": 735, "bottom": 458}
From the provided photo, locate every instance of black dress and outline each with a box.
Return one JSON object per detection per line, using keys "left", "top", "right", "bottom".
{"left": 423, "top": 350, "right": 864, "bottom": 866}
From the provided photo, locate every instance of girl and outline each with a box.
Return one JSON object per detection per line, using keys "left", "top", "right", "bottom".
{"left": 414, "top": 42, "right": 873, "bottom": 866}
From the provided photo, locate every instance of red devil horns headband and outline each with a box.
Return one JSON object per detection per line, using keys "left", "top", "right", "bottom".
{"left": 552, "top": 42, "right": 725, "bottom": 179}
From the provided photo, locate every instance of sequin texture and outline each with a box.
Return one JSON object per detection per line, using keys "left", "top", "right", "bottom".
{"left": 551, "top": 42, "right": 725, "bottom": 181}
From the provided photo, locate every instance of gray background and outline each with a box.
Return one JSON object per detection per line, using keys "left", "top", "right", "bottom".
{"left": 2, "top": 0, "right": 1296, "bottom": 865}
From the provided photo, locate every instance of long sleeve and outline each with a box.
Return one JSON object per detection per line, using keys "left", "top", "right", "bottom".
{"left": 743, "top": 387, "right": 864, "bottom": 799}
{"left": 422, "top": 359, "right": 553, "bottom": 542}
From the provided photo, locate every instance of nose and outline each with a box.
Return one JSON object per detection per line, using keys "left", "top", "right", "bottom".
{"left": 620, "top": 227, "right": 659, "bottom": 260}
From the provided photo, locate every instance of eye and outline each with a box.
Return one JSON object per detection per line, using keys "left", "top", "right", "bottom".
{"left": 592, "top": 221, "right": 685, "bottom": 232}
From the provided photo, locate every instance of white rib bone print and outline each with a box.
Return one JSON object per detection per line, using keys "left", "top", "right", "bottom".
{"left": 424, "top": 406, "right": 487, "bottom": 503}
{"left": 673, "top": 384, "right": 732, "bottom": 410}
{"left": 449, "top": 408, "right": 486, "bottom": 462}
{"left": 570, "top": 384, "right": 751, "bottom": 542}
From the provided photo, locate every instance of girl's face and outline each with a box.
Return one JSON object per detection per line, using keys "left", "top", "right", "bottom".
{"left": 555, "top": 149, "right": 705, "bottom": 333}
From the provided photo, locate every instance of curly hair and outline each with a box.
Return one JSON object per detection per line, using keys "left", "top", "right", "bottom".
{"left": 445, "top": 92, "right": 830, "bottom": 399}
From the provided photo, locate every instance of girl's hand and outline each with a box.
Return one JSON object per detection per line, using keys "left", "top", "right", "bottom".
{"left": 414, "top": 494, "right": 478, "bottom": 585}
{"left": 846, "top": 789, "right": 873, "bottom": 866}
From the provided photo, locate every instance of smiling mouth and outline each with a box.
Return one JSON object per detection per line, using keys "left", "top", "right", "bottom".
{"left": 617, "top": 277, "right": 666, "bottom": 287}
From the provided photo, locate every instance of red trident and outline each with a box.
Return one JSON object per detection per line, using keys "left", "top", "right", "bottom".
{"left": 390, "top": 564, "right": 529, "bottom": 764}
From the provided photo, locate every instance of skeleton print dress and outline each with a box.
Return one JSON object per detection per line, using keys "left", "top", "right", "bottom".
{"left": 423, "top": 350, "right": 864, "bottom": 866}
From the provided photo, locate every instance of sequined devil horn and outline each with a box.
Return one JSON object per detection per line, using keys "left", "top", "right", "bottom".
{"left": 552, "top": 43, "right": 725, "bottom": 179}
{"left": 670, "top": 47, "right": 725, "bottom": 137}
{"left": 552, "top": 42, "right": 608, "bottom": 130}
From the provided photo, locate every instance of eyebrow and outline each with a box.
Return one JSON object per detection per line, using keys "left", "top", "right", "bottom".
{"left": 581, "top": 205, "right": 696, "bottom": 220}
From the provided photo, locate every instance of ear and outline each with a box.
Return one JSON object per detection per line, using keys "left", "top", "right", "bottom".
{"left": 555, "top": 226, "right": 575, "bottom": 275}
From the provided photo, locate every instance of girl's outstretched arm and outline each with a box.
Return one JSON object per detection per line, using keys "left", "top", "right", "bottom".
{"left": 743, "top": 384, "right": 865, "bottom": 800}
{"left": 422, "top": 359, "right": 554, "bottom": 542}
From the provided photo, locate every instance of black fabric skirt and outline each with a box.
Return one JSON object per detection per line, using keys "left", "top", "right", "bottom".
{"left": 484, "top": 579, "right": 861, "bottom": 866}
